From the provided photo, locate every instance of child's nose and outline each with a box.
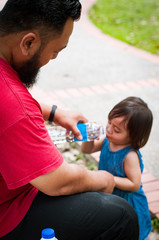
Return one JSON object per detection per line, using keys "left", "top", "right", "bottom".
{"left": 107, "top": 125, "right": 113, "bottom": 134}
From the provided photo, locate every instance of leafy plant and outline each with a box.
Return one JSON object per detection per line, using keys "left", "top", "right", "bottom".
{"left": 152, "top": 218, "right": 159, "bottom": 232}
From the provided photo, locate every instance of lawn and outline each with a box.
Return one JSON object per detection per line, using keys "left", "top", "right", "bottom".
{"left": 89, "top": 0, "right": 159, "bottom": 55}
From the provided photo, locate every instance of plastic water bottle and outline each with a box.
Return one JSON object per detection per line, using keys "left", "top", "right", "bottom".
{"left": 41, "top": 228, "right": 58, "bottom": 240}
{"left": 46, "top": 122, "right": 105, "bottom": 145}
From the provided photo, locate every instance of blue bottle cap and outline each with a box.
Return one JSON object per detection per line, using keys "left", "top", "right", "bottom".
{"left": 41, "top": 228, "right": 55, "bottom": 239}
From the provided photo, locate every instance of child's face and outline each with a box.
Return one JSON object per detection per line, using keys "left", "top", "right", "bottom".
{"left": 106, "top": 116, "right": 131, "bottom": 146}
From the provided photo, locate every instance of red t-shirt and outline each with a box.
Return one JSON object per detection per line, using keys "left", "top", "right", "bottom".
{"left": 0, "top": 58, "right": 64, "bottom": 237}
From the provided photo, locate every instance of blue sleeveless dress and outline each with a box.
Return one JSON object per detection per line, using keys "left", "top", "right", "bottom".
{"left": 99, "top": 138, "right": 152, "bottom": 240}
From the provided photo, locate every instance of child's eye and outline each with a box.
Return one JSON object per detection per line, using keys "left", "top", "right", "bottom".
{"left": 114, "top": 128, "right": 120, "bottom": 133}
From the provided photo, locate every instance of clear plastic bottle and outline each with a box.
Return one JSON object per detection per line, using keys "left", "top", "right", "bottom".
{"left": 46, "top": 122, "right": 105, "bottom": 145}
{"left": 41, "top": 228, "right": 58, "bottom": 240}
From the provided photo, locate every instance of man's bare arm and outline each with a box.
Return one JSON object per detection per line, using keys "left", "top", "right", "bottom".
{"left": 30, "top": 160, "right": 115, "bottom": 196}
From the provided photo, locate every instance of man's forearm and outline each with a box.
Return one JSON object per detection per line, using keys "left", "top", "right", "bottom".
{"left": 30, "top": 161, "right": 115, "bottom": 196}
{"left": 56, "top": 164, "right": 115, "bottom": 195}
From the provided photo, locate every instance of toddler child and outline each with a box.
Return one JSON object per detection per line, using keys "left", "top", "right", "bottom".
{"left": 81, "top": 96, "right": 153, "bottom": 240}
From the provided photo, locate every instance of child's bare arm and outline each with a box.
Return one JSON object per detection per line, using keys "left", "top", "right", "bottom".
{"left": 81, "top": 135, "right": 105, "bottom": 154}
{"left": 114, "top": 151, "right": 141, "bottom": 192}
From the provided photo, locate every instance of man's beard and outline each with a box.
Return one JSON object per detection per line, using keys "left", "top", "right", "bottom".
{"left": 15, "top": 51, "right": 41, "bottom": 88}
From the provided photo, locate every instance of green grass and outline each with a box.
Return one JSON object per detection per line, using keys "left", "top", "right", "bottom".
{"left": 152, "top": 217, "right": 159, "bottom": 232}
{"left": 89, "top": 0, "right": 159, "bottom": 54}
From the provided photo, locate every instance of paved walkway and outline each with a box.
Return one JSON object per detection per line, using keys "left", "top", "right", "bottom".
{"left": 81, "top": 0, "right": 159, "bottom": 220}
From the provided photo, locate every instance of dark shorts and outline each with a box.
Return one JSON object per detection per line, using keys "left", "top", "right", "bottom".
{"left": 1, "top": 191, "right": 139, "bottom": 240}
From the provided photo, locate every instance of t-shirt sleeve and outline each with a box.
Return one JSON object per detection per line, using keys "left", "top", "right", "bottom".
{"left": 0, "top": 115, "right": 64, "bottom": 189}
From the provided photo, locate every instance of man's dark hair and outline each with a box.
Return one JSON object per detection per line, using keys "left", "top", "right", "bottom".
{"left": 0, "top": 0, "right": 81, "bottom": 39}
{"left": 108, "top": 96, "right": 153, "bottom": 150}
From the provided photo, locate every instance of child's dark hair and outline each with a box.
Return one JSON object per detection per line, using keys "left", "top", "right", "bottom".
{"left": 108, "top": 97, "right": 153, "bottom": 150}
{"left": 0, "top": 0, "right": 81, "bottom": 39}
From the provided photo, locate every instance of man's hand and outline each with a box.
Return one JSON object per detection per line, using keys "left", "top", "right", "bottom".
{"left": 41, "top": 104, "right": 88, "bottom": 140}
{"left": 53, "top": 108, "right": 88, "bottom": 140}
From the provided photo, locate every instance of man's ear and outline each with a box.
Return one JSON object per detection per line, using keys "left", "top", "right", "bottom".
{"left": 20, "top": 32, "right": 41, "bottom": 57}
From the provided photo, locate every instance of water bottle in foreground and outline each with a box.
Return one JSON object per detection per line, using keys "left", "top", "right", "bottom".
{"left": 41, "top": 228, "right": 58, "bottom": 240}
{"left": 46, "top": 122, "right": 105, "bottom": 145}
